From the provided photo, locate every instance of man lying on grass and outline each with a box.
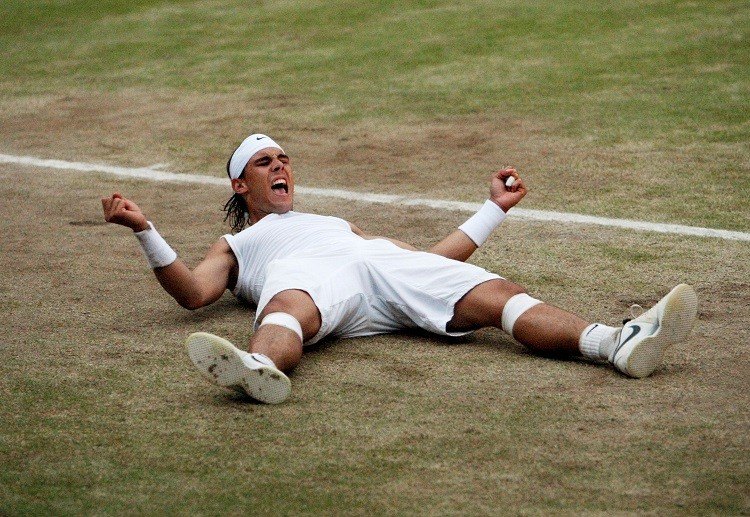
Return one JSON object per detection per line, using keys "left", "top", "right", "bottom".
{"left": 101, "top": 133, "right": 698, "bottom": 404}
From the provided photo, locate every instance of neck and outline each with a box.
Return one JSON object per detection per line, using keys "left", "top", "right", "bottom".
{"left": 249, "top": 208, "right": 293, "bottom": 225}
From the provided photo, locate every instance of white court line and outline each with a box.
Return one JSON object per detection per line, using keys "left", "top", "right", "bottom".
{"left": 2, "top": 152, "right": 749, "bottom": 242}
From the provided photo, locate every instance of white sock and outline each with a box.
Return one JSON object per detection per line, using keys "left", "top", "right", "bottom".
{"left": 579, "top": 323, "right": 619, "bottom": 361}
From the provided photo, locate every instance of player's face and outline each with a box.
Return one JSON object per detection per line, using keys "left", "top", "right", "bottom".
{"left": 237, "top": 147, "right": 294, "bottom": 223}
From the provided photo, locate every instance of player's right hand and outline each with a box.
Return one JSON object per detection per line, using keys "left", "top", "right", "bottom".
{"left": 101, "top": 193, "right": 149, "bottom": 232}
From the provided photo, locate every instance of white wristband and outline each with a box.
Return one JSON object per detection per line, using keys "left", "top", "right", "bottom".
{"left": 458, "top": 200, "right": 507, "bottom": 246}
{"left": 134, "top": 221, "right": 177, "bottom": 269}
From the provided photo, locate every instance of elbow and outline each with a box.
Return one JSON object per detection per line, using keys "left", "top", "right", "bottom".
{"left": 177, "top": 296, "right": 207, "bottom": 311}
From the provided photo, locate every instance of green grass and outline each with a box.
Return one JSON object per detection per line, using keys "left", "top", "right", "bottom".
{"left": 3, "top": 0, "right": 748, "bottom": 145}
{"left": 1, "top": 1, "right": 749, "bottom": 514}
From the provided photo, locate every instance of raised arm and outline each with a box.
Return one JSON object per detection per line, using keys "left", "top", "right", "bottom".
{"left": 350, "top": 168, "right": 527, "bottom": 262}
{"left": 429, "top": 168, "right": 527, "bottom": 261}
{"left": 101, "top": 193, "right": 236, "bottom": 310}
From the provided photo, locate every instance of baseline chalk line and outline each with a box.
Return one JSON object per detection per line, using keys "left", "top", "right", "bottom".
{"left": 1, "top": 152, "right": 748, "bottom": 242}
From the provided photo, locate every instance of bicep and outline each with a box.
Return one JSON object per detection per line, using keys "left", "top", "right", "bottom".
{"left": 192, "top": 239, "right": 237, "bottom": 304}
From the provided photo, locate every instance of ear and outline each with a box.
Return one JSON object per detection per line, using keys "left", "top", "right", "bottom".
{"left": 231, "top": 177, "right": 249, "bottom": 194}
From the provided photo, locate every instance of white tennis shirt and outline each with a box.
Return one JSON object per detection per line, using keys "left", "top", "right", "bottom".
{"left": 222, "top": 210, "right": 501, "bottom": 343}
{"left": 222, "top": 211, "right": 362, "bottom": 305}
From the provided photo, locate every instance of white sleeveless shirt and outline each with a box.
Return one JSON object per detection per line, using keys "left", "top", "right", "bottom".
{"left": 222, "top": 211, "right": 364, "bottom": 305}
{"left": 222, "top": 210, "right": 501, "bottom": 344}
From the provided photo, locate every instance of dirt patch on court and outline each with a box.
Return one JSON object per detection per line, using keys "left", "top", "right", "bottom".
{"left": 2, "top": 88, "right": 747, "bottom": 231}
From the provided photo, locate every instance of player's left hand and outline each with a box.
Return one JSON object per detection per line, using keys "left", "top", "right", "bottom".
{"left": 490, "top": 167, "right": 527, "bottom": 212}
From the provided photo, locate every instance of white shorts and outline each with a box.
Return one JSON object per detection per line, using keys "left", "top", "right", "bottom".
{"left": 254, "top": 239, "right": 501, "bottom": 345}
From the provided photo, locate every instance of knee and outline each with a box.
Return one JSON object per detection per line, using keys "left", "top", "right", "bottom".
{"left": 259, "top": 298, "right": 295, "bottom": 319}
{"left": 259, "top": 290, "right": 322, "bottom": 341}
{"left": 260, "top": 290, "right": 312, "bottom": 319}
{"left": 449, "top": 279, "right": 526, "bottom": 331}
{"left": 501, "top": 291, "right": 543, "bottom": 337}
{"left": 499, "top": 280, "right": 526, "bottom": 301}
{"left": 483, "top": 279, "right": 527, "bottom": 309}
{"left": 489, "top": 280, "right": 527, "bottom": 322}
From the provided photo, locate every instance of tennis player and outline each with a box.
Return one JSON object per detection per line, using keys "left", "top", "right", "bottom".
{"left": 102, "top": 133, "right": 698, "bottom": 404}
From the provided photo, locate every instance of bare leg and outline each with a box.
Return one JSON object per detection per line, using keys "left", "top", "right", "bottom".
{"left": 184, "top": 289, "right": 320, "bottom": 403}
{"left": 448, "top": 279, "right": 588, "bottom": 355}
{"left": 251, "top": 289, "right": 322, "bottom": 372}
{"left": 512, "top": 304, "right": 588, "bottom": 355}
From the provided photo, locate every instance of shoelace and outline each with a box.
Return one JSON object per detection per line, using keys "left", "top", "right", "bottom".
{"left": 622, "top": 304, "right": 645, "bottom": 325}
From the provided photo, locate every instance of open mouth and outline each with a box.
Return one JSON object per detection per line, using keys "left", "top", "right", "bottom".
{"left": 271, "top": 178, "right": 289, "bottom": 194}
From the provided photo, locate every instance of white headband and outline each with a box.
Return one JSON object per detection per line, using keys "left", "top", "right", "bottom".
{"left": 228, "top": 133, "right": 284, "bottom": 180}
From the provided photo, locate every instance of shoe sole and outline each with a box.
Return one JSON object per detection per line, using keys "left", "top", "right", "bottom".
{"left": 623, "top": 284, "right": 698, "bottom": 378}
{"left": 186, "top": 332, "right": 291, "bottom": 404}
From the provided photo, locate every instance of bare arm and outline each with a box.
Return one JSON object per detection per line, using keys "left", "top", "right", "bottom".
{"left": 101, "top": 193, "right": 236, "bottom": 310}
{"left": 150, "top": 240, "right": 236, "bottom": 309}
{"left": 427, "top": 229, "right": 479, "bottom": 262}
{"left": 350, "top": 168, "right": 527, "bottom": 262}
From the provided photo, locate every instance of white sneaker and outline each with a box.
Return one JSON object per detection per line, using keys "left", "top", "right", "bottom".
{"left": 610, "top": 284, "right": 698, "bottom": 378}
{"left": 186, "top": 332, "right": 291, "bottom": 404}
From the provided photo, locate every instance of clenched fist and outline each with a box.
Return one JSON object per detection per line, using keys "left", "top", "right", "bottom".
{"left": 490, "top": 167, "right": 527, "bottom": 212}
{"left": 101, "top": 193, "right": 149, "bottom": 232}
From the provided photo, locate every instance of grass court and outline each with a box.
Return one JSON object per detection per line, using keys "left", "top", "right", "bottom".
{"left": 1, "top": 0, "right": 748, "bottom": 514}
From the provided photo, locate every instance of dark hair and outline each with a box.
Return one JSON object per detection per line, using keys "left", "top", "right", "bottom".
{"left": 223, "top": 155, "right": 249, "bottom": 233}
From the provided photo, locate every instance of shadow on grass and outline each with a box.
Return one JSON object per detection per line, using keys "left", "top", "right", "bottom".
{"left": 172, "top": 296, "right": 253, "bottom": 324}
{"left": 212, "top": 391, "right": 264, "bottom": 407}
